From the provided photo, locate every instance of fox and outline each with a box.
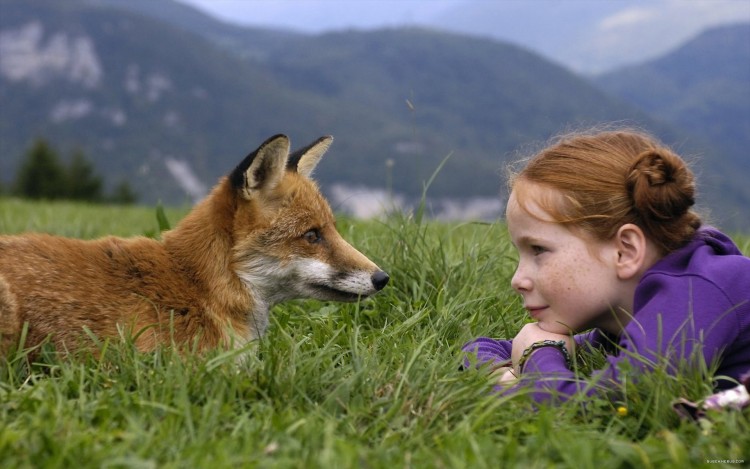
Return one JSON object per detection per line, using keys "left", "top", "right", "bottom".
{"left": 0, "top": 134, "right": 389, "bottom": 356}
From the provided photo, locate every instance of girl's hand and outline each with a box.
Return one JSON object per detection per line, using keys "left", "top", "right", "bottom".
{"left": 491, "top": 366, "right": 518, "bottom": 384}
{"left": 511, "top": 323, "right": 574, "bottom": 372}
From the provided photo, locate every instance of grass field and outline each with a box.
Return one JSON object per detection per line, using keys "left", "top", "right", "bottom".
{"left": 0, "top": 198, "right": 748, "bottom": 468}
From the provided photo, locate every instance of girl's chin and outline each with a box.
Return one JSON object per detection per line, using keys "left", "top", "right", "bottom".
{"left": 536, "top": 321, "right": 573, "bottom": 335}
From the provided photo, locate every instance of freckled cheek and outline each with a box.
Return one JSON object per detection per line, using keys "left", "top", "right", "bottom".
{"left": 543, "top": 270, "right": 570, "bottom": 297}
{"left": 542, "top": 257, "right": 587, "bottom": 296}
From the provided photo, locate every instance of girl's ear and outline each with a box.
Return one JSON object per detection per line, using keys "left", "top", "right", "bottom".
{"left": 614, "top": 223, "right": 650, "bottom": 280}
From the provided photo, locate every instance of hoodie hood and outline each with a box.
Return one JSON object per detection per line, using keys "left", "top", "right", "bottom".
{"left": 697, "top": 227, "right": 744, "bottom": 256}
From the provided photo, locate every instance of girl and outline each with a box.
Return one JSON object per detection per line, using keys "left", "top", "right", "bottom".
{"left": 463, "top": 129, "right": 750, "bottom": 402}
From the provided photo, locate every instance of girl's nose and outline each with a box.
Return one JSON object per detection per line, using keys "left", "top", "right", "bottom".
{"left": 510, "top": 264, "right": 532, "bottom": 292}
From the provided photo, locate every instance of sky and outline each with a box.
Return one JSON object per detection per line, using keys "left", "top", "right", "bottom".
{"left": 175, "top": 0, "right": 750, "bottom": 73}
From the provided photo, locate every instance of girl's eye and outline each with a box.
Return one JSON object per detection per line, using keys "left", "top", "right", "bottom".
{"left": 531, "top": 245, "right": 547, "bottom": 255}
{"left": 303, "top": 229, "right": 322, "bottom": 244}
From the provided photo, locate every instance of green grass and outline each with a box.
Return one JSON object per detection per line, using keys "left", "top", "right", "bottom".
{"left": 1, "top": 198, "right": 748, "bottom": 468}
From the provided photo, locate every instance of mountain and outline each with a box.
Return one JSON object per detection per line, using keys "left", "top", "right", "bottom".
{"left": 594, "top": 23, "right": 750, "bottom": 227}
{"left": 595, "top": 23, "right": 749, "bottom": 160}
{"left": 0, "top": 0, "right": 747, "bottom": 229}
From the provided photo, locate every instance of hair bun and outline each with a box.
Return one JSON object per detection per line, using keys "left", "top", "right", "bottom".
{"left": 626, "top": 150, "right": 695, "bottom": 221}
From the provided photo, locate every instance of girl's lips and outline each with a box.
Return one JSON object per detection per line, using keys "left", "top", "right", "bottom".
{"left": 525, "top": 306, "right": 548, "bottom": 319}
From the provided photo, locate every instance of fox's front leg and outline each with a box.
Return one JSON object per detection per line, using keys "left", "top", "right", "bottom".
{"left": 0, "top": 277, "right": 21, "bottom": 355}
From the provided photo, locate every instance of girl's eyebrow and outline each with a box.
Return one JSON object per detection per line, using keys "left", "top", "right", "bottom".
{"left": 515, "top": 235, "right": 545, "bottom": 245}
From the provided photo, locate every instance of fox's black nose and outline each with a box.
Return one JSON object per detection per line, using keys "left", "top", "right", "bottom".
{"left": 371, "top": 270, "right": 390, "bottom": 291}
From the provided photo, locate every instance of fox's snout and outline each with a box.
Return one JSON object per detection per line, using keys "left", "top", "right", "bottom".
{"left": 283, "top": 254, "right": 388, "bottom": 304}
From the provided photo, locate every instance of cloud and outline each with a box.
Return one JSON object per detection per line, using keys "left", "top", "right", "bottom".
{"left": 598, "top": 7, "right": 657, "bottom": 31}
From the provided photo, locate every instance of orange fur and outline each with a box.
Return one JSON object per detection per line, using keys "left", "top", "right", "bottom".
{"left": 0, "top": 135, "right": 388, "bottom": 356}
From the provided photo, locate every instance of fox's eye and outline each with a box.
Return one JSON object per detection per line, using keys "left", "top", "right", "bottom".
{"left": 303, "top": 229, "right": 322, "bottom": 244}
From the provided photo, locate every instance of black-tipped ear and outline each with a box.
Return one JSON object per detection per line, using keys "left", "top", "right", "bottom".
{"left": 286, "top": 136, "right": 333, "bottom": 177}
{"left": 229, "top": 134, "right": 290, "bottom": 198}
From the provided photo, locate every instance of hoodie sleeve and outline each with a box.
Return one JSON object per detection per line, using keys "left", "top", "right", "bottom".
{"left": 461, "top": 329, "right": 620, "bottom": 402}
{"left": 461, "top": 330, "right": 607, "bottom": 371}
{"left": 461, "top": 337, "right": 513, "bottom": 369}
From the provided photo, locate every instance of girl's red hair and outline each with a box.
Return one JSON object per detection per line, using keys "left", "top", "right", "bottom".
{"left": 510, "top": 129, "right": 701, "bottom": 254}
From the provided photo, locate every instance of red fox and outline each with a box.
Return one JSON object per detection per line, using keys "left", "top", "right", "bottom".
{"left": 0, "top": 135, "right": 389, "bottom": 355}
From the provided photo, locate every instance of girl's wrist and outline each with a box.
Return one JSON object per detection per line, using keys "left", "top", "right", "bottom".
{"left": 517, "top": 339, "right": 573, "bottom": 373}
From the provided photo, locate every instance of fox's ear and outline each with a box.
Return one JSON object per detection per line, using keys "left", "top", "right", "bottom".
{"left": 286, "top": 136, "right": 333, "bottom": 178}
{"left": 230, "top": 134, "right": 291, "bottom": 199}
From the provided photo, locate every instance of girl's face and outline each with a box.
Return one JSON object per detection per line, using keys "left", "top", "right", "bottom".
{"left": 506, "top": 185, "right": 632, "bottom": 335}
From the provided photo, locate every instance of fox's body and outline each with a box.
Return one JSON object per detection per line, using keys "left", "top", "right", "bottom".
{"left": 0, "top": 135, "right": 388, "bottom": 354}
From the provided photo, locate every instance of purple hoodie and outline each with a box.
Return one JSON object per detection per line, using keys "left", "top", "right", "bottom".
{"left": 462, "top": 228, "right": 750, "bottom": 402}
